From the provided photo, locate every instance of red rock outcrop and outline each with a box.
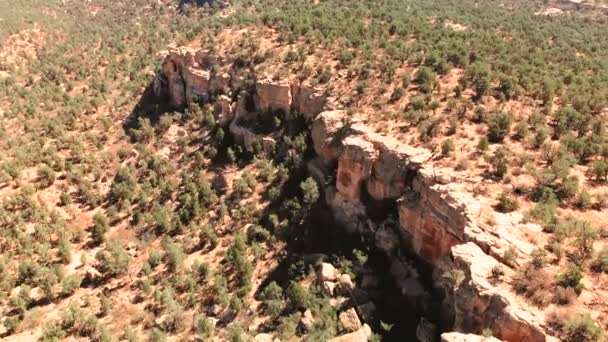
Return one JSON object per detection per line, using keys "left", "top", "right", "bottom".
{"left": 310, "top": 109, "right": 552, "bottom": 342}
{"left": 159, "top": 49, "right": 328, "bottom": 121}
{"left": 254, "top": 77, "right": 292, "bottom": 114}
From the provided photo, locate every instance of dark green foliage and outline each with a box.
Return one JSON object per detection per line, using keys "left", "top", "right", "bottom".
{"left": 95, "top": 242, "right": 130, "bottom": 277}
{"left": 414, "top": 67, "right": 436, "bottom": 94}
{"left": 286, "top": 281, "right": 311, "bottom": 311}
{"left": 91, "top": 213, "right": 110, "bottom": 245}
{"left": 486, "top": 111, "right": 512, "bottom": 143}
{"left": 300, "top": 177, "right": 319, "bottom": 206}
{"left": 487, "top": 146, "right": 509, "bottom": 179}
{"left": 496, "top": 192, "right": 519, "bottom": 213}
{"left": 441, "top": 139, "right": 454, "bottom": 156}
{"left": 556, "top": 263, "right": 584, "bottom": 295}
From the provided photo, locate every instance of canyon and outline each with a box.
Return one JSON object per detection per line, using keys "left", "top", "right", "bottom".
{"left": 156, "top": 47, "right": 557, "bottom": 342}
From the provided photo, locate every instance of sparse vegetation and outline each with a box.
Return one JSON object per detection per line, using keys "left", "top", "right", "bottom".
{"left": 1, "top": 0, "right": 608, "bottom": 340}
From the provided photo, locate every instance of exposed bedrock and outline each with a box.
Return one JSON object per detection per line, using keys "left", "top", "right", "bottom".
{"left": 158, "top": 48, "right": 554, "bottom": 342}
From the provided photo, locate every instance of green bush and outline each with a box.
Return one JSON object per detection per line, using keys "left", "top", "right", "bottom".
{"left": 486, "top": 111, "right": 512, "bottom": 143}
{"left": 592, "top": 247, "right": 608, "bottom": 273}
{"left": 441, "top": 139, "right": 455, "bottom": 156}
{"left": 564, "top": 314, "right": 605, "bottom": 342}
{"left": 556, "top": 263, "right": 584, "bottom": 295}
{"left": 496, "top": 192, "right": 519, "bottom": 213}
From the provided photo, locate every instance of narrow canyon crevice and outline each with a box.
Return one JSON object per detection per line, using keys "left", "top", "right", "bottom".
{"left": 152, "top": 47, "right": 552, "bottom": 342}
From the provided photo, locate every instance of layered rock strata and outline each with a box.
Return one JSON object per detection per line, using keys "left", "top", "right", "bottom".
{"left": 158, "top": 48, "right": 554, "bottom": 342}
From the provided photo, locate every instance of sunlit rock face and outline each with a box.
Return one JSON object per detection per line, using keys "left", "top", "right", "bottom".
{"left": 157, "top": 48, "right": 552, "bottom": 342}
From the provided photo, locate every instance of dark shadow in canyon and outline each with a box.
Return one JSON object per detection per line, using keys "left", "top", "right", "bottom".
{"left": 128, "top": 78, "right": 446, "bottom": 341}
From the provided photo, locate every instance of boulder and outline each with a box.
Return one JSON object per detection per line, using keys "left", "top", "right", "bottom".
{"left": 317, "top": 263, "right": 339, "bottom": 282}
{"left": 254, "top": 333, "right": 275, "bottom": 342}
{"left": 209, "top": 304, "right": 223, "bottom": 316}
{"left": 322, "top": 281, "right": 336, "bottom": 296}
{"left": 335, "top": 274, "right": 354, "bottom": 296}
{"left": 300, "top": 309, "right": 315, "bottom": 331}
{"left": 441, "top": 332, "right": 502, "bottom": 342}
{"left": 339, "top": 308, "right": 362, "bottom": 332}
{"left": 330, "top": 324, "right": 372, "bottom": 342}
{"left": 330, "top": 297, "right": 349, "bottom": 309}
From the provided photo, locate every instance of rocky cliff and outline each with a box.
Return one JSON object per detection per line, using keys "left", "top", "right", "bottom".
{"left": 157, "top": 48, "right": 555, "bottom": 342}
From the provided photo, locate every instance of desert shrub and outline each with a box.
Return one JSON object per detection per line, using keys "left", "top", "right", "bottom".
{"left": 95, "top": 242, "right": 130, "bottom": 277}
{"left": 61, "top": 275, "right": 82, "bottom": 295}
{"left": 563, "top": 314, "right": 605, "bottom": 342}
{"left": 163, "top": 238, "right": 186, "bottom": 272}
{"left": 503, "top": 247, "right": 517, "bottom": 268}
{"left": 199, "top": 224, "right": 218, "bottom": 248}
{"left": 513, "top": 264, "right": 553, "bottom": 308}
{"left": 590, "top": 160, "right": 608, "bottom": 181}
{"left": 260, "top": 281, "right": 285, "bottom": 317}
{"left": 575, "top": 189, "right": 593, "bottom": 209}
{"left": 300, "top": 177, "right": 319, "bottom": 206}
{"left": 149, "top": 328, "right": 167, "bottom": 342}
{"left": 414, "top": 67, "right": 436, "bottom": 93}
{"left": 554, "top": 287, "right": 577, "bottom": 306}
{"left": 91, "top": 213, "right": 110, "bottom": 245}
{"left": 513, "top": 121, "right": 529, "bottom": 140}
{"left": 592, "top": 247, "right": 608, "bottom": 273}
{"left": 571, "top": 220, "right": 598, "bottom": 263}
{"left": 490, "top": 265, "right": 504, "bottom": 281}
{"left": 441, "top": 139, "right": 454, "bottom": 156}
{"left": 286, "top": 281, "right": 311, "bottom": 311}
{"left": 556, "top": 263, "right": 584, "bottom": 295}
{"left": 487, "top": 146, "right": 509, "bottom": 179}
{"left": 37, "top": 164, "right": 56, "bottom": 188}
{"left": 496, "top": 192, "right": 519, "bottom": 213}
{"left": 455, "top": 158, "right": 470, "bottom": 171}
{"left": 390, "top": 86, "right": 404, "bottom": 102}
{"left": 419, "top": 116, "right": 442, "bottom": 141}
{"left": 99, "top": 294, "right": 112, "bottom": 317}
{"left": 59, "top": 192, "right": 72, "bottom": 207}
{"left": 530, "top": 248, "right": 547, "bottom": 268}
{"left": 3, "top": 316, "right": 20, "bottom": 335}
{"left": 40, "top": 321, "right": 66, "bottom": 342}
{"left": 194, "top": 315, "right": 214, "bottom": 338}
{"left": 477, "top": 137, "right": 489, "bottom": 151}
{"left": 486, "top": 111, "right": 512, "bottom": 143}
{"left": 402, "top": 74, "right": 411, "bottom": 88}
{"left": 532, "top": 125, "right": 549, "bottom": 148}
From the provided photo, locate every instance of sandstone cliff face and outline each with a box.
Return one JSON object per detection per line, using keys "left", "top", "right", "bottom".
{"left": 309, "top": 110, "right": 550, "bottom": 342}
{"left": 254, "top": 77, "right": 292, "bottom": 114}
{"left": 159, "top": 48, "right": 327, "bottom": 119}
{"left": 158, "top": 48, "right": 552, "bottom": 342}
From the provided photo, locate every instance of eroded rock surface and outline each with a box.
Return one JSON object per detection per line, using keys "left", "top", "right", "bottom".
{"left": 157, "top": 48, "right": 554, "bottom": 342}
{"left": 309, "top": 110, "right": 551, "bottom": 342}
